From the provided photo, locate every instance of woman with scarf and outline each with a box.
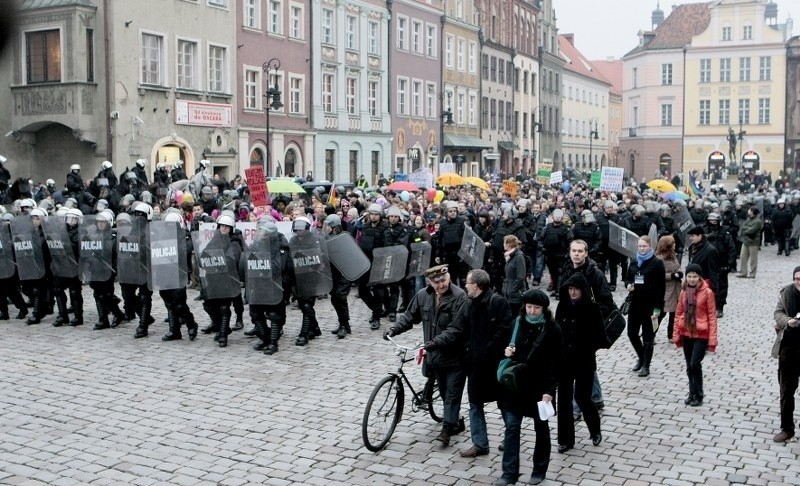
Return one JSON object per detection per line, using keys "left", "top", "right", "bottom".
{"left": 673, "top": 264, "right": 718, "bottom": 407}
{"left": 495, "top": 289, "right": 561, "bottom": 486}
{"left": 502, "top": 235, "right": 527, "bottom": 316}
{"left": 624, "top": 236, "right": 666, "bottom": 377}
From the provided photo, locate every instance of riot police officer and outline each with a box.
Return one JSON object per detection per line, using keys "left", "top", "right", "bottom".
{"left": 171, "top": 160, "right": 187, "bottom": 182}
{"left": 324, "top": 214, "right": 354, "bottom": 339}
{"left": 159, "top": 211, "right": 199, "bottom": 341}
{"left": 290, "top": 216, "right": 323, "bottom": 346}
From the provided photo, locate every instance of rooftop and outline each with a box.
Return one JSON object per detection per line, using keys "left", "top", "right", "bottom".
{"left": 624, "top": 2, "right": 712, "bottom": 57}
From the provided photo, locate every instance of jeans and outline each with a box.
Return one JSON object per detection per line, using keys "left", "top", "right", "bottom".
{"left": 468, "top": 402, "right": 489, "bottom": 451}
{"left": 683, "top": 337, "right": 708, "bottom": 400}
{"left": 433, "top": 366, "right": 466, "bottom": 432}
{"left": 500, "top": 406, "right": 550, "bottom": 482}
{"left": 573, "top": 371, "right": 604, "bottom": 416}
{"left": 533, "top": 249, "right": 544, "bottom": 282}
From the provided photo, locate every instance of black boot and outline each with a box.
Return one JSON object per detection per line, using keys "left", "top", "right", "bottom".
{"left": 133, "top": 298, "right": 151, "bottom": 338}
{"left": 638, "top": 342, "right": 653, "bottom": 377}
{"left": 12, "top": 291, "right": 28, "bottom": 320}
{"left": 185, "top": 312, "right": 198, "bottom": 341}
{"left": 93, "top": 298, "right": 110, "bottom": 330}
{"left": 26, "top": 288, "right": 42, "bottom": 325}
{"left": 337, "top": 322, "right": 349, "bottom": 339}
{"left": 264, "top": 317, "right": 281, "bottom": 355}
{"left": 69, "top": 289, "right": 83, "bottom": 326}
{"left": 233, "top": 313, "right": 244, "bottom": 331}
{"left": 218, "top": 307, "right": 232, "bottom": 347}
{"left": 295, "top": 313, "right": 311, "bottom": 346}
{"left": 162, "top": 309, "right": 182, "bottom": 341}
{"left": 110, "top": 297, "right": 126, "bottom": 328}
{"left": 53, "top": 291, "right": 69, "bottom": 327}
{"left": 253, "top": 321, "right": 269, "bottom": 351}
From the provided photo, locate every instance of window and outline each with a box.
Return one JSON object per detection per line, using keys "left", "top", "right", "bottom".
{"left": 719, "top": 99, "right": 730, "bottom": 125}
{"left": 426, "top": 25, "right": 437, "bottom": 57}
{"left": 632, "top": 67, "right": 637, "bottom": 89}
{"left": 244, "top": 0, "right": 258, "bottom": 29}
{"left": 208, "top": 0, "right": 229, "bottom": 7}
{"left": 269, "top": 1, "right": 281, "bottom": 34}
{"left": 739, "top": 57, "right": 750, "bottom": 82}
{"left": 498, "top": 100, "right": 504, "bottom": 130}
{"left": 368, "top": 21, "right": 379, "bottom": 55}
{"left": 140, "top": 33, "right": 163, "bottom": 86}
{"left": 345, "top": 15, "right": 357, "bottom": 50}
{"left": 490, "top": 99, "right": 496, "bottom": 129}
{"left": 177, "top": 39, "right": 197, "bottom": 90}
{"left": 426, "top": 83, "right": 435, "bottom": 118}
{"left": 481, "top": 96, "right": 488, "bottom": 128}
{"left": 661, "top": 104, "right": 672, "bottom": 126}
{"left": 412, "top": 21, "right": 422, "bottom": 54}
{"left": 482, "top": 54, "right": 489, "bottom": 80}
{"left": 699, "top": 100, "right": 710, "bottom": 125}
{"left": 397, "top": 78, "right": 407, "bottom": 115}
{"left": 457, "top": 38, "right": 465, "bottom": 71}
{"left": 322, "top": 73, "right": 334, "bottom": 113}
{"left": 759, "top": 56, "right": 771, "bottom": 81}
{"left": 508, "top": 62, "right": 514, "bottom": 86}
{"left": 758, "top": 98, "right": 770, "bottom": 124}
{"left": 368, "top": 80, "right": 378, "bottom": 117}
{"left": 411, "top": 80, "right": 422, "bottom": 117}
{"left": 244, "top": 69, "right": 258, "bottom": 109}
{"left": 86, "top": 29, "right": 94, "bottom": 82}
{"left": 661, "top": 63, "right": 673, "bottom": 85}
{"left": 720, "top": 58, "right": 731, "bottom": 82}
{"left": 346, "top": 77, "right": 357, "bottom": 115}
{"left": 491, "top": 56, "right": 496, "bottom": 81}
{"left": 468, "top": 41, "right": 477, "bottom": 74}
{"left": 738, "top": 99, "right": 750, "bottom": 124}
{"left": 722, "top": 25, "right": 731, "bottom": 41}
{"left": 498, "top": 60, "right": 504, "bottom": 84}
{"left": 457, "top": 92, "right": 465, "bottom": 124}
{"left": 290, "top": 77, "right": 302, "bottom": 114}
{"left": 523, "top": 71, "right": 528, "bottom": 94}
{"left": 506, "top": 101, "right": 513, "bottom": 130}
{"left": 208, "top": 45, "right": 226, "bottom": 93}
{"left": 397, "top": 17, "right": 407, "bottom": 50}
{"left": 700, "top": 58, "right": 711, "bottom": 83}
{"left": 290, "top": 5, "right": 302, "bottom": 39}
{"left": 468, "top": 94, "right": 476, "bottom": 126}
{"left": 321, "top": 9, "right": 334, "bottom": 44}
{"left": 456, "top": 0, "right": 463, "bottom": 18}
{"left": 445, "top": 34, "right": 453, "bottom": 68}
{"left": 743, "top": 24, "right": 752, "bottom": 40}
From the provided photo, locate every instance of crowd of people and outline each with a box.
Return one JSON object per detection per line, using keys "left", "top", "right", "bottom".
{"left": 1, "top": 155, "right": 800, "bottom": 484}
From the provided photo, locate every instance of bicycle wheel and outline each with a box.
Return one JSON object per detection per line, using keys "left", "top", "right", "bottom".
{"left": 424, "top": 376, "right": 443, "bottom": 423}
{"left": 362, "top": 374, "right": 404, "bottom": 452}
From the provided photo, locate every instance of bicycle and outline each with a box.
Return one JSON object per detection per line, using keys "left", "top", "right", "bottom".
{"left": 361, "top": 335, "right": 443, "bottom": 452}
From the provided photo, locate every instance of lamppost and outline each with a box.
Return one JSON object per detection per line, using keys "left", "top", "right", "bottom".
{"left": 439, "top": 90, "right": 454, "bottom": 170}
{"left": 588, "top": 119, "right": 599, "bottom": 171}
{"left": 737, "top": 122, "right": 746, "bottom": 175}
{"left": 262, "top": 58, "right": 283, "bottom": 176}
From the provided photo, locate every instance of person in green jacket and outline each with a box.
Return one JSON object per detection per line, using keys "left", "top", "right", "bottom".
{"left": 736, "top": 207, "right": 764, "bottom": 279}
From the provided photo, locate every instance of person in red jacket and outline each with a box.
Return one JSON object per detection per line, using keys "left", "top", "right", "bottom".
{"left": 673, "top": 263, "right": 719, "bottom": 407}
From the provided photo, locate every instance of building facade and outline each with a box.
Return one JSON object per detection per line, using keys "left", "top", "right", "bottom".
{"left": 511, "top": 0, "right": 540, "bottom": 176}
{"left": 536, "top": 0, "right": 564, "bottom": 171}
{"left": 592, "top": 58, "right": 624, "bottom": 168}
{"left": 787, "top": 35, "right": 800, "bottom": 176}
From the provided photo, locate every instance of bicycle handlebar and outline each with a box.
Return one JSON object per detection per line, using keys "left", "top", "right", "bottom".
{"left": 385, "top": 334, "right": 422, "bottom": 352}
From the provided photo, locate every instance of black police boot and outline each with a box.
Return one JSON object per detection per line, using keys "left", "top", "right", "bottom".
{"left": 26, "top": 288, "right": 42, "bottom": 325}
{"left": 93, "top": 298, "right": 110, "bottom": 330}
{"left": 337, "top": 322, "right": 349, "bottom": 339}
{"left": 184, "top": 312, "right": 198, "bottom": 341}
{"left": 162, "top": 309, "right": 182, "bottom": 341}
{"left": 253, "top": 321, "right": 269, "bottom": 351}
{"left": 233, "top": 312, "right": 244, "bottom": 331}
{"left": 133, "top": 299, "right": 151, "bottom": 338}
{"left": 218, "top": 307, "right": 232, "bottom": 348}
{"left": 265, "top": 319, "right": 281, "bottom": 355}
{"left": 110, "top": 297, "right": 126, "bottom": 328}
{"left": 295, "top": 313, "right": 311, "bottom": 346}
{"left": 12, "top": 292, "right": 28, "bottom": 320}
{"left": 69, "top": 289, "right": 83, "bottom": 326}
{"left": 53, "top": 291, "right": 69, "bottom": 327}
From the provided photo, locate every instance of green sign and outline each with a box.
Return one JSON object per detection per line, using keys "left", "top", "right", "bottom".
{"left": 591, "top": 171, "right": 601, "bottom": 188}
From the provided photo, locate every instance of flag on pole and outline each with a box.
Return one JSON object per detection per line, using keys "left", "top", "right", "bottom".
{"left": 328, "top": 182, "right": 337, "bottom": 207}
{"left": 686, "top": 172, "right": 704, "bottom": 198}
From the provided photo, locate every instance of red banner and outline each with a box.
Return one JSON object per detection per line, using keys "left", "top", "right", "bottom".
{"left": 245, "top": 166, "right": 268, "bottom": 207}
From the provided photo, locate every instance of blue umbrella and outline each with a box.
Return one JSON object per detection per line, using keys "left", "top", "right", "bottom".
{"left": 662, "top": 191, "right": 690, "bottom": 201}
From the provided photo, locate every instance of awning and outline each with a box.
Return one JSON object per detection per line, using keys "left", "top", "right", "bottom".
{"left": 497, "top": 141, "right": 519, "bottom": 151}
{"left": 444, "top": 134, "right": 493, "bottom": 150}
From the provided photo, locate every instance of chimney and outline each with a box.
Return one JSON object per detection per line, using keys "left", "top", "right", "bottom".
{"left": 563, "top": 33, "right": 575, "bottom": 45}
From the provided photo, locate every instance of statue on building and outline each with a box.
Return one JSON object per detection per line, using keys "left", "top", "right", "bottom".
{"left": 727, "top": 127, "right": 737, "bottom": 163}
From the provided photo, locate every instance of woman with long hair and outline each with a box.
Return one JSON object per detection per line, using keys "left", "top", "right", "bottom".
{"left": 656, "top": 235, "right": 683, "bottom": 340}
{"left": 624, "top": 236, "right": 666, "bottom": 377}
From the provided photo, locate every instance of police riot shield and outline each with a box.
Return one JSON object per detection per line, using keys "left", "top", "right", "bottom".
{"left": 792, "top": 215, "right": 800, "bottom": 240}
{"left": 244, "top": 238, "right": 284, "bottom": 306}
{"left": 0, "top": 223, "right": 17, "bottom": 279}
{"left": 457, "top": 225, "right": 486, "bottom": 270}
{"left": 192, "top": 231, "right": 241, "bottom": 300}
{"left": 671, "top": 209, "right": 695, "bottom": 246}
{"left": 43, "top": 218, "right": 78, "bottom": 279}
{"left": 369, "top": 245, "right": 410, "bottom": 285}
{"left": 326, "top": 232, "right": 370, "bottom": 281}
{"left": 290, "top": 232, "right": 333, "bottom": 298}
{"left": 79, "top": 216, "right": 114, "bottom": 282}
{"left": 149, "top": 221, "right": 188, "bottom": 291}
{"left": 648, "top": 223, "right": 659, "bottom": 247}
{"left": 116, "top": 218, "right": 149, "bottom": 285}
{"left": 608, "top": 221, "right": 638, "bottom": 260}
{"left": 407, "top": 241, "right": 432, "bottom": 278}
{"left": 11, "top": 215, "right": 45, "bottom": 281}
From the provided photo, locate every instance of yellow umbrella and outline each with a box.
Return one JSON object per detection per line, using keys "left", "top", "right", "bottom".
{"left": 437, "top": 173, "right": 466, "bottom": 186}
{"left": 465, "top": 176, "right": 490, "bottom": 191}
{"left": 266, "top": 179, "right": 306, "bottom": 194}
{"left": 646, "top": 179, "right": 678, "bottom": 193}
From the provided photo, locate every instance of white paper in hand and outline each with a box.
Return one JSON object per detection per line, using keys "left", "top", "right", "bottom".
{"left": 537, "top": 400, "right": 555, "bottom": 421}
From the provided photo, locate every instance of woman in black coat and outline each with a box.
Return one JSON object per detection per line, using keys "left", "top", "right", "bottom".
{"left": 495, "top": 289, "right": 562, "bottom": 486}
{"left": 625, "top": 235, "right": 666, "bottom": 377}
{"left": 555, "top": 272, "right": 607, "bottom": 453}
{"left": 502, "top": 235, "right": 527, "bottom": 316}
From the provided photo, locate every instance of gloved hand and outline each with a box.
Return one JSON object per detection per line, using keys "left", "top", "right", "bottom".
{"left": 424, "top": 340, "right": 437, "bottom": 351}
{"left": 383, "top": 329, "right": 395, "bottom": 341}
{"left": 671, "top": 271, "right": 683, "bottom": 281}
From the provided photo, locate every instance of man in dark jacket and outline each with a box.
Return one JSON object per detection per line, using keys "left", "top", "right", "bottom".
{"left": 541, "top": 209, "right": 573, "bottom": 296}
{"left": 356, "top": 203, "right": 389, "bottom": 329}
{"left": 772, "top": 265, "right": 800, "bottom": 443}
{"left": 436, "top": 201, "right": 467, "bottom": 286}
{"left": 459, "top": 269, "right": 513, "bottom": 458}
{"left": 490, "top": 206, "right": 527, "bottom": 291}
{"left": 386, "top": 264, "right": 468, "bottom": 447}
{"left": 773, "top": 198, "right": 795, "bottom": 257}
{"left": 687, "top": 226, "right": 720, "bottom": 295}
{"left": 704, "top": 212, "right": 735, "bottom": 317}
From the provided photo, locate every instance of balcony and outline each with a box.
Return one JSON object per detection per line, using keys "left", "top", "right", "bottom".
{"left": 10, "top": 82, "right": 100, "bottom": 142}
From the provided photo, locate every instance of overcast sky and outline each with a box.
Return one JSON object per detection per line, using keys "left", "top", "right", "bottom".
{"left": 556, "top": 0, "right": 793, "bottom": 61}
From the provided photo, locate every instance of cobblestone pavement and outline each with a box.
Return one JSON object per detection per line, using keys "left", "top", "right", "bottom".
{"left": 1, "top": 249, "right": 799, "bottom": 486}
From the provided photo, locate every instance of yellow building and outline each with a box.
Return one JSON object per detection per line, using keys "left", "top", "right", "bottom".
{"left": 683, "top": 0, "right": 790, "bottom": 178}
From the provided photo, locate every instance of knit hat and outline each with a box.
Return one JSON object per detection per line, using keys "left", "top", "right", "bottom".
{"left": 522, "top": 289, "right": 550, "bottom": 308}
{"left": 685, "top": 263, "right": 703, "bottom": 278}
{"left": 794, "top": 266, "right": 800, "bottom": 278}
{"left": 686, "top": 226, "right": 705, "bottom": 236}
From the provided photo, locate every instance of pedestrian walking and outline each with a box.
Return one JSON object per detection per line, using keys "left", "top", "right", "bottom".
{"left": 772, "top": 265, "right": 800, "bottom": 442}
{"left": 625, "top": 236, "right": 666, "bottom": 377}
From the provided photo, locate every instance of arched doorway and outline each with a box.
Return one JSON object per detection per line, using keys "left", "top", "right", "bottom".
{"left": 151, "top": 135, "right": 196, "bottom": 175}
{"left": 284, "top": 149, "right": 297, "bottom": 177}
{"left": 659, "top": 153, "right": 672, "bottom": 177}
{"left": 250, "top": 147, "right": 265, "bottom": 172}
{"left": 707, "top": 150, "right": 726, "bottom": 174}
{"left": 741, "top": 150, "right": 760, "bottom": 172}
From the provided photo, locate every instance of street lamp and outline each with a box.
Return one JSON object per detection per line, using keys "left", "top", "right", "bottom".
{"left": 262, "top": 58, "right": 283, "bottom": 176}
{"left": 439, "top": 90, "right": 454, "bottom": 168}
{"left": 588, "top": 119, "right": 599, "bottom": 170}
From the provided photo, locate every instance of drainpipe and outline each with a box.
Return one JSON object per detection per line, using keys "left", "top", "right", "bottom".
{"left": 104, "top": 0, "right": 112, "bottom": 161}
{"left": 680, "top": 44, "right": 687, "bottom": 182}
